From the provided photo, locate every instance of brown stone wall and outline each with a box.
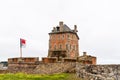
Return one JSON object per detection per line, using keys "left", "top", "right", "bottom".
{"left": 48, "top": 32, "right": 79, "bottom": 58}
{"left": 7, "top": 62, "right": 76, "bottom": 74}
{"left": 8, "top": 63, "right": 38, "bottom": 73}
{"left": 34, "top": 62, "right": 76, "bottom": 74}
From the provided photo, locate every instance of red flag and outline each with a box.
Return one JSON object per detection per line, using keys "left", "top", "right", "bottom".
{"left": 20, "top": 38, "right": 26, "bottom": 48}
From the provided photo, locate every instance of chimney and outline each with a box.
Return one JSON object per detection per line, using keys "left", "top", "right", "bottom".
{"left": 52, "top": 27, "right": 56, "bottom": 32}
{"left": 74, "top": 25, "right": 78, "bottom": 32}
{"left": 83, "top": 52, "right": 87, "bottom": 56}
{"left": 59, "top": 21, "right": 63, "bottom": 32}
{"left": 59, "top": 21, "right": 63, "bottom": 26}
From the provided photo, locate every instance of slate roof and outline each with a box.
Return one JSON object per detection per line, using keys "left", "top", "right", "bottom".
{"left": 62, "top": 24, "right": 71, "bottom": 32}
{"left": 49, "top": 23, "right": 79, "bottom": 39}
{"left": 51, "top": 24, "right": 73, "bottom": 33}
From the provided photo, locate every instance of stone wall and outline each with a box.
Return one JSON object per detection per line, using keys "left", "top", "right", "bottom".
{"left": 7, "top": 62, "right": 120, "bottom": 80}
{"left": 76, "top": 63, "right": 120, "bottom": 80}
{"left": 8, "top": 63, "right": 38, "bottom": 73}
{"left": 8, "top": 62, "right": 76, "bottom": 74}
{"left": 34, "top": 62, "right": 76, "bottom": 74}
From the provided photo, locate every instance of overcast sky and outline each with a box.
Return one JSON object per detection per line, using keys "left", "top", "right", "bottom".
{"left": 0, "top": 0, "right": 120, "bottom": 64}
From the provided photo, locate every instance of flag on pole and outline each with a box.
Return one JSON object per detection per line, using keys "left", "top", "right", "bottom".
{"left": 20, "top": 38, "right": 26, "bottom": 48}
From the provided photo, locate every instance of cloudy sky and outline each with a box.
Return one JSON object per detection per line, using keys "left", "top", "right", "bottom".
{"left": 0, "top": 0, "right": 120, "bottom": 64}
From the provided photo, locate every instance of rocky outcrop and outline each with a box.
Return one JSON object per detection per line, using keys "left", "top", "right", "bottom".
{"left": 76, "top": 63, "right": 120, "bottom": 80}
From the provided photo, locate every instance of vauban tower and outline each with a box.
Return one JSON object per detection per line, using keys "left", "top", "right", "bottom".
{"left": 48, "top": 21, "right": 79, "bottom": 58}
{"left": 42, "top": 21, "right": 80, "bottom": 62}
{"left": 42, "top": 21, "right": 96, "bottom": 64}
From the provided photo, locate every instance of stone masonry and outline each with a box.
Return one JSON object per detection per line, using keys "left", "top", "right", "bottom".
{"left": 7, "top": 62, "right": 120, "bottom": 80}
{"left": 48, "top": 21, "right": 79, "bottom": 59}
{"left": 34, "top": 62, "right": 76, "bottom": 74}
{"left": 76, "top": 63, "right": 120, "bottom": 80}
{"left": 8, "top": 62, "right": 76, "bottom": 74}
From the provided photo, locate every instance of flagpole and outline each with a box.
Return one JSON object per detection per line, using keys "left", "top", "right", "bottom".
{"left": 20, "top": 38, "right": 22, "bottom": 58}
{"left": 20, "top": 47, "right": 22, "bottom": 58}
{"left": 20, "top": 38, "right": 26, "bottom": 58}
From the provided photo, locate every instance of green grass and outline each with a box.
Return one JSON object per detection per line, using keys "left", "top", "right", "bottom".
{"left": 0, "top": 73, "right": 82, "bottom": 80}
{"left": 0, "top": 73, "right": 67, "bottom": 80}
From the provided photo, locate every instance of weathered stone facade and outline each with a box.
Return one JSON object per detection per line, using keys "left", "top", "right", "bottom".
{"left": 48, "top": 21, "right": 79, "bottom": 59}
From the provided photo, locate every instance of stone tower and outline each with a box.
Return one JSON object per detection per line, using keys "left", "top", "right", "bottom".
{"left": 48, "top": 21, "right": 79, "bottom": 60}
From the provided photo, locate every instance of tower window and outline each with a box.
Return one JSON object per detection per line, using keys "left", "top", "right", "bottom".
{"left": 73, "top": 45, "right": 75, "bottom": 50}
{"left": 67, "top": 34, "right": 70, "bottom": 39}
{"left": 59, "top": 45, "right": 62, "bottom": 49}
{"left": 62, "top": 35, "right": 64, "bottom": 39}
{"left": 54, "top": 45, "right": 56, "bottom": 50}
{"left": 72, "top": 35, "right": 73, "bottom": 39}
{"left": 67, "top": 34, "right": 69, "bottom": 38}
{"left": 66, "top": 44, "right": 68, "bottom": 50}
